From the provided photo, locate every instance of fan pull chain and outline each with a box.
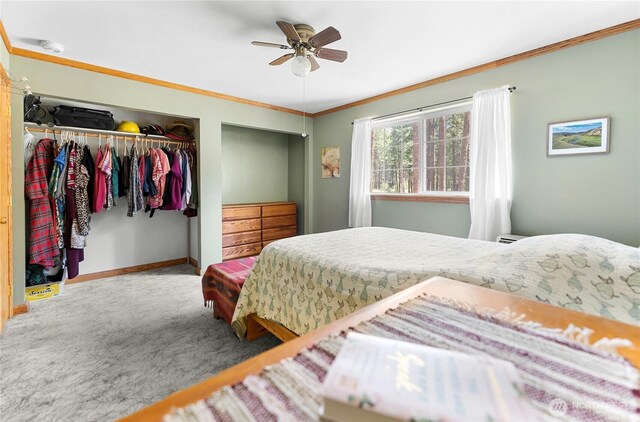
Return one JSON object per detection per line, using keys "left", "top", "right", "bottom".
{"left": 302, "top": 75, "right": 307, "bottom": 138}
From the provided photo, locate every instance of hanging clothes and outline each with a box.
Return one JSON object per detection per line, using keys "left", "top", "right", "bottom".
{"left": 67, "top": 146, "right": 77, "bottom": 189}
{"left": 179, "top": 150, "right": 188, "bottom": 198}
{"left": 25, "top": 138, "right": 60, "bottom": 268}
{"left": 93, "top": 147, "right": 106, "bottom": 213}
{"left": 49, "top": 145, "right": 66, "bottom": 249}
{"left": 146, "top": 148, "right": 169, "bottom": 218}
{"left": 184, "top": 146, "right": 198, "bottom": 217}
{"left": 160, "top": 147, "right": 174, "bottom": 208}
{"left": 147, "top": 148, "right": 162, "bottom": 209}
{"left": 82, "top": 145, "right": 95, "bottom": 209}
{"left": 23, "top": 132, "right": 36, "bottom": 169}
{"left": 99, "top": 146, "right": 113, "bottom": 211}
{"left": 55, "top": 143, "right": 69, "bottom": 200}
{"left": 174, "top": 150, "right": 184, "bottom": 210}
{"left": 48, "top": 145, "right": 65, "bottom": 197}
{"left": 127, "top": 144, "right": 144, "bottom": 217}
{"left": 155, "top": 148, "right": 170, "bottom": 207}
{"left": 66, "top": 142, "right": 87, "bottom": 280}
{"left": 116, "top": 154, "right": 125, "bottom": 198}
{"left": 121, "top": 153, "right": 130, "bottom": 196}
{"left": 144, "top": 154, "right": 157, "bottom": 197}
{"left": 112, "top": 149, "right": 120, "bottom": 202}
{"left": 75, "top": 146, "right": 91, "bottom": 236}
{"left": 160, "top": 149, "right": 183, "bottom": 211}
{"left": 138, "top": 151, "right": 147, "bottom": 206}
{"left": 180, "top": 149, "right": 191, "bottom": 211}
{"left": 65, "top": 178, "right": 85, "bottom": 279}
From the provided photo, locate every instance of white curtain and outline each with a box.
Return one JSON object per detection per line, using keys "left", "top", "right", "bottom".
{"left": 348, "top": 118, "right": 373, "bottom": 227}
{"left": 468, "top": 86, "right": 513, "bottom": 241}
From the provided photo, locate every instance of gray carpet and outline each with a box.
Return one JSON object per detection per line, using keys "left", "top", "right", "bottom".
{"left": 0, "top": 264, "right": 280, "bottom": 421}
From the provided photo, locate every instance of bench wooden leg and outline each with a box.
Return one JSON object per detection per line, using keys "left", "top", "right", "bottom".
{"left": 213, "top": 305, "right": 222, "bottom": 320}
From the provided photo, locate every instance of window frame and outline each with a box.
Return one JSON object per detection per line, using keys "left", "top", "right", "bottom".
{"left": 370, "top": 102, "right": 472, "bottom": 202}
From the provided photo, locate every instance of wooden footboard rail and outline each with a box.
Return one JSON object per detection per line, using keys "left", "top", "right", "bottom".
{"left": 246, "top": 313, "right": 298, "bottom": 342}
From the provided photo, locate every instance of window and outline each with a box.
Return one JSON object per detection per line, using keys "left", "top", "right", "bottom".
{"left": 370, "top": 105, "right": 472, "bottom": 196}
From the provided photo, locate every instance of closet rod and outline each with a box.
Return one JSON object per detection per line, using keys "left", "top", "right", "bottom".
{"left": 351, "top": 86, "right": 516, "bottom": 125}
{"left": 24, "top": 125, "right": 193, "bottom": 146}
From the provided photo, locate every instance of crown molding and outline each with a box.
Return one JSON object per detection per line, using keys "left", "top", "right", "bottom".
{"left": 0, "top": 20, "right": 12, "bottom": 53}
{"left": 2, "top": 18, "right": 638, "bottom": 119}
{"left": 11, "top": 48, "right": 306, "bottom": 116}
{"left": 313, "top": 19, "right": 640, "bottom": 117}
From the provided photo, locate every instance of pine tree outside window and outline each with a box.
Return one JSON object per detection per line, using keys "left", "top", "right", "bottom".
{"left": 370, "top": 105, "right": 472, "bottom": 196}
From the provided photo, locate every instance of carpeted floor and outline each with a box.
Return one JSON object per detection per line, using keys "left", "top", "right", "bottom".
{"left": 0, "top": 264, "right": 280, "bottom": 421}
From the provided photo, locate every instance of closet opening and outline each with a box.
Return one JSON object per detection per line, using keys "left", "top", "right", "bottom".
{"left": 220, "top": 124, "right": 305, "bottom": 260}
{"left": 23, "top": 95, "right": 200, "bottom": 301}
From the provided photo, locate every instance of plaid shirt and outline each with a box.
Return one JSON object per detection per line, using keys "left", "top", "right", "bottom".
{"left": 25, "top": 139, "right": 60, "bottom": 268}
{"left": 127, "top": 145, "right": 143, "bottom": 217}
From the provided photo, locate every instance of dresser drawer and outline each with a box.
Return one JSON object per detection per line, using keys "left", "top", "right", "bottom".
{"left": 222, "top": 205, "right": 261, "bottom": 221}
{"left": 262, "top": 203, "right": 296, "bottom": 218}
{"left": 222, "top": 242, "right": 262, "bottom": 261}
{"left": 222, "top": 230, "right": 261, "bottom": 248}
{"left": 222, "top": 218, "right": 261, "bottom": 235}
{"left": 262, "top": 215, "right": 297, "bottom": 229}
{"left": 262, "top": 226, "right": 297, "bottom": 242}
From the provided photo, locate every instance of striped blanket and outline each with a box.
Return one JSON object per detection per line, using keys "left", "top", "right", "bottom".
{"left": 202, "top": 256, "right": 257, "bottom": 325}
{"left": 167, "top": 296, "right": 639, "bottom": 421}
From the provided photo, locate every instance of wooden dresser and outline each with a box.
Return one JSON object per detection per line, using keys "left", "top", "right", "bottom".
{"left": 222, "top": 202, "right": 297, "bottom": 260}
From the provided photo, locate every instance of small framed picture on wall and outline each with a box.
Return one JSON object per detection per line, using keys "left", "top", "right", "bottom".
{"left": 321, "top": 146, "right": 340, "bottom": 178}
{"left": 547, "top": 117, "right": 610, "bottom": 156}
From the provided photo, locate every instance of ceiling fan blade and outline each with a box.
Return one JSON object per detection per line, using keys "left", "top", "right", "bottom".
{"left": 309, "top": 26, "right": 341, "bottom": 48}
{"left": 251, "top": 41, "right": 291, "bottom": 49}
{"left": 308, "top": 55, "right": 320, "bottom": 72}
{"left": 269, "top": 53, "right": 294, "bottom": 66}
{"left": 315, "top": 48, "right": 348, "bottom": 63}
{"left": 276, "top": 21, "right": 301, "bottom": 42}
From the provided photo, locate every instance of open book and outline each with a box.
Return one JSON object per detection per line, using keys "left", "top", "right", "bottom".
{"left": 321, "top": 332, "right": 540, "bottom": 422}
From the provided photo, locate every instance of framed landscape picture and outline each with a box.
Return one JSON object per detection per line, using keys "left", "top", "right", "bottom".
{"left": 547, "top": 117, "right": 610, "bottom": 156}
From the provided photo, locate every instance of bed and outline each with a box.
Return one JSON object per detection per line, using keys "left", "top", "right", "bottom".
{"left": 231, "top": 227, "right": 640, "bottom": 337}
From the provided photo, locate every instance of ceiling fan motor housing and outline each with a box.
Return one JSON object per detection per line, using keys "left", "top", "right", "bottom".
{"left": 292, "top": 24, "right": 316, "bottom": 43}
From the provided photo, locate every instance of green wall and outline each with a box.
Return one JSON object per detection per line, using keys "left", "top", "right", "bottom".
{"left": 313, "top": 30, "right": 640, "bottom": 246}
{"left": 288, "top": 135, "right": 306, "bottom": 233}
{"left": 9, "top": 55, "right": 314, "bottom": 305}
{"left": 221, "top": 125, "right": 289, "bottom": 204}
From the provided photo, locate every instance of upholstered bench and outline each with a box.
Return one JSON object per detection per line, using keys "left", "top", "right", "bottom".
{"left": 201, "top": 256, "right": 257, "bottom": 325}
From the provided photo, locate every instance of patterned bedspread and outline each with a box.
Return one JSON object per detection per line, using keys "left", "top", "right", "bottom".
{"left": 231, "top": 227, "right": 640, "bottom": 336}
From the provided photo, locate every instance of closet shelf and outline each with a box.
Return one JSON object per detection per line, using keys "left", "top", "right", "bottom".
{"left": 24, "top": 122, "right": 194, "bottom": 145}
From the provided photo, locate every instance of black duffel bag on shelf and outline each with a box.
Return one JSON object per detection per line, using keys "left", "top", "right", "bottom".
{"left": 24, "top": 94, "right": 51, "bottom": 125}
{"left": 50, "top": 105, "right": 116, "bottom": 130}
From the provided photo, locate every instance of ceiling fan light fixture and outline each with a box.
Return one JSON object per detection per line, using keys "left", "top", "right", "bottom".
{"left": 291, "top": 55, "right": 311, "bottom": 77}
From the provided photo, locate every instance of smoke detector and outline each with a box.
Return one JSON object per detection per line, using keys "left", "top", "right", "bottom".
{"left": 40, "top": 40, "right": 64, "bottom": 54}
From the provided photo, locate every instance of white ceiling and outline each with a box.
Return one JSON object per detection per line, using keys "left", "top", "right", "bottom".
{"left": 2, "top": 1, "right": 638, "bottom": 113}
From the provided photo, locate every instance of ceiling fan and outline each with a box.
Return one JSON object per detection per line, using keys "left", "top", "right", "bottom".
{"left": 252, "top": 21, "right": 348, "bottom": 76}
